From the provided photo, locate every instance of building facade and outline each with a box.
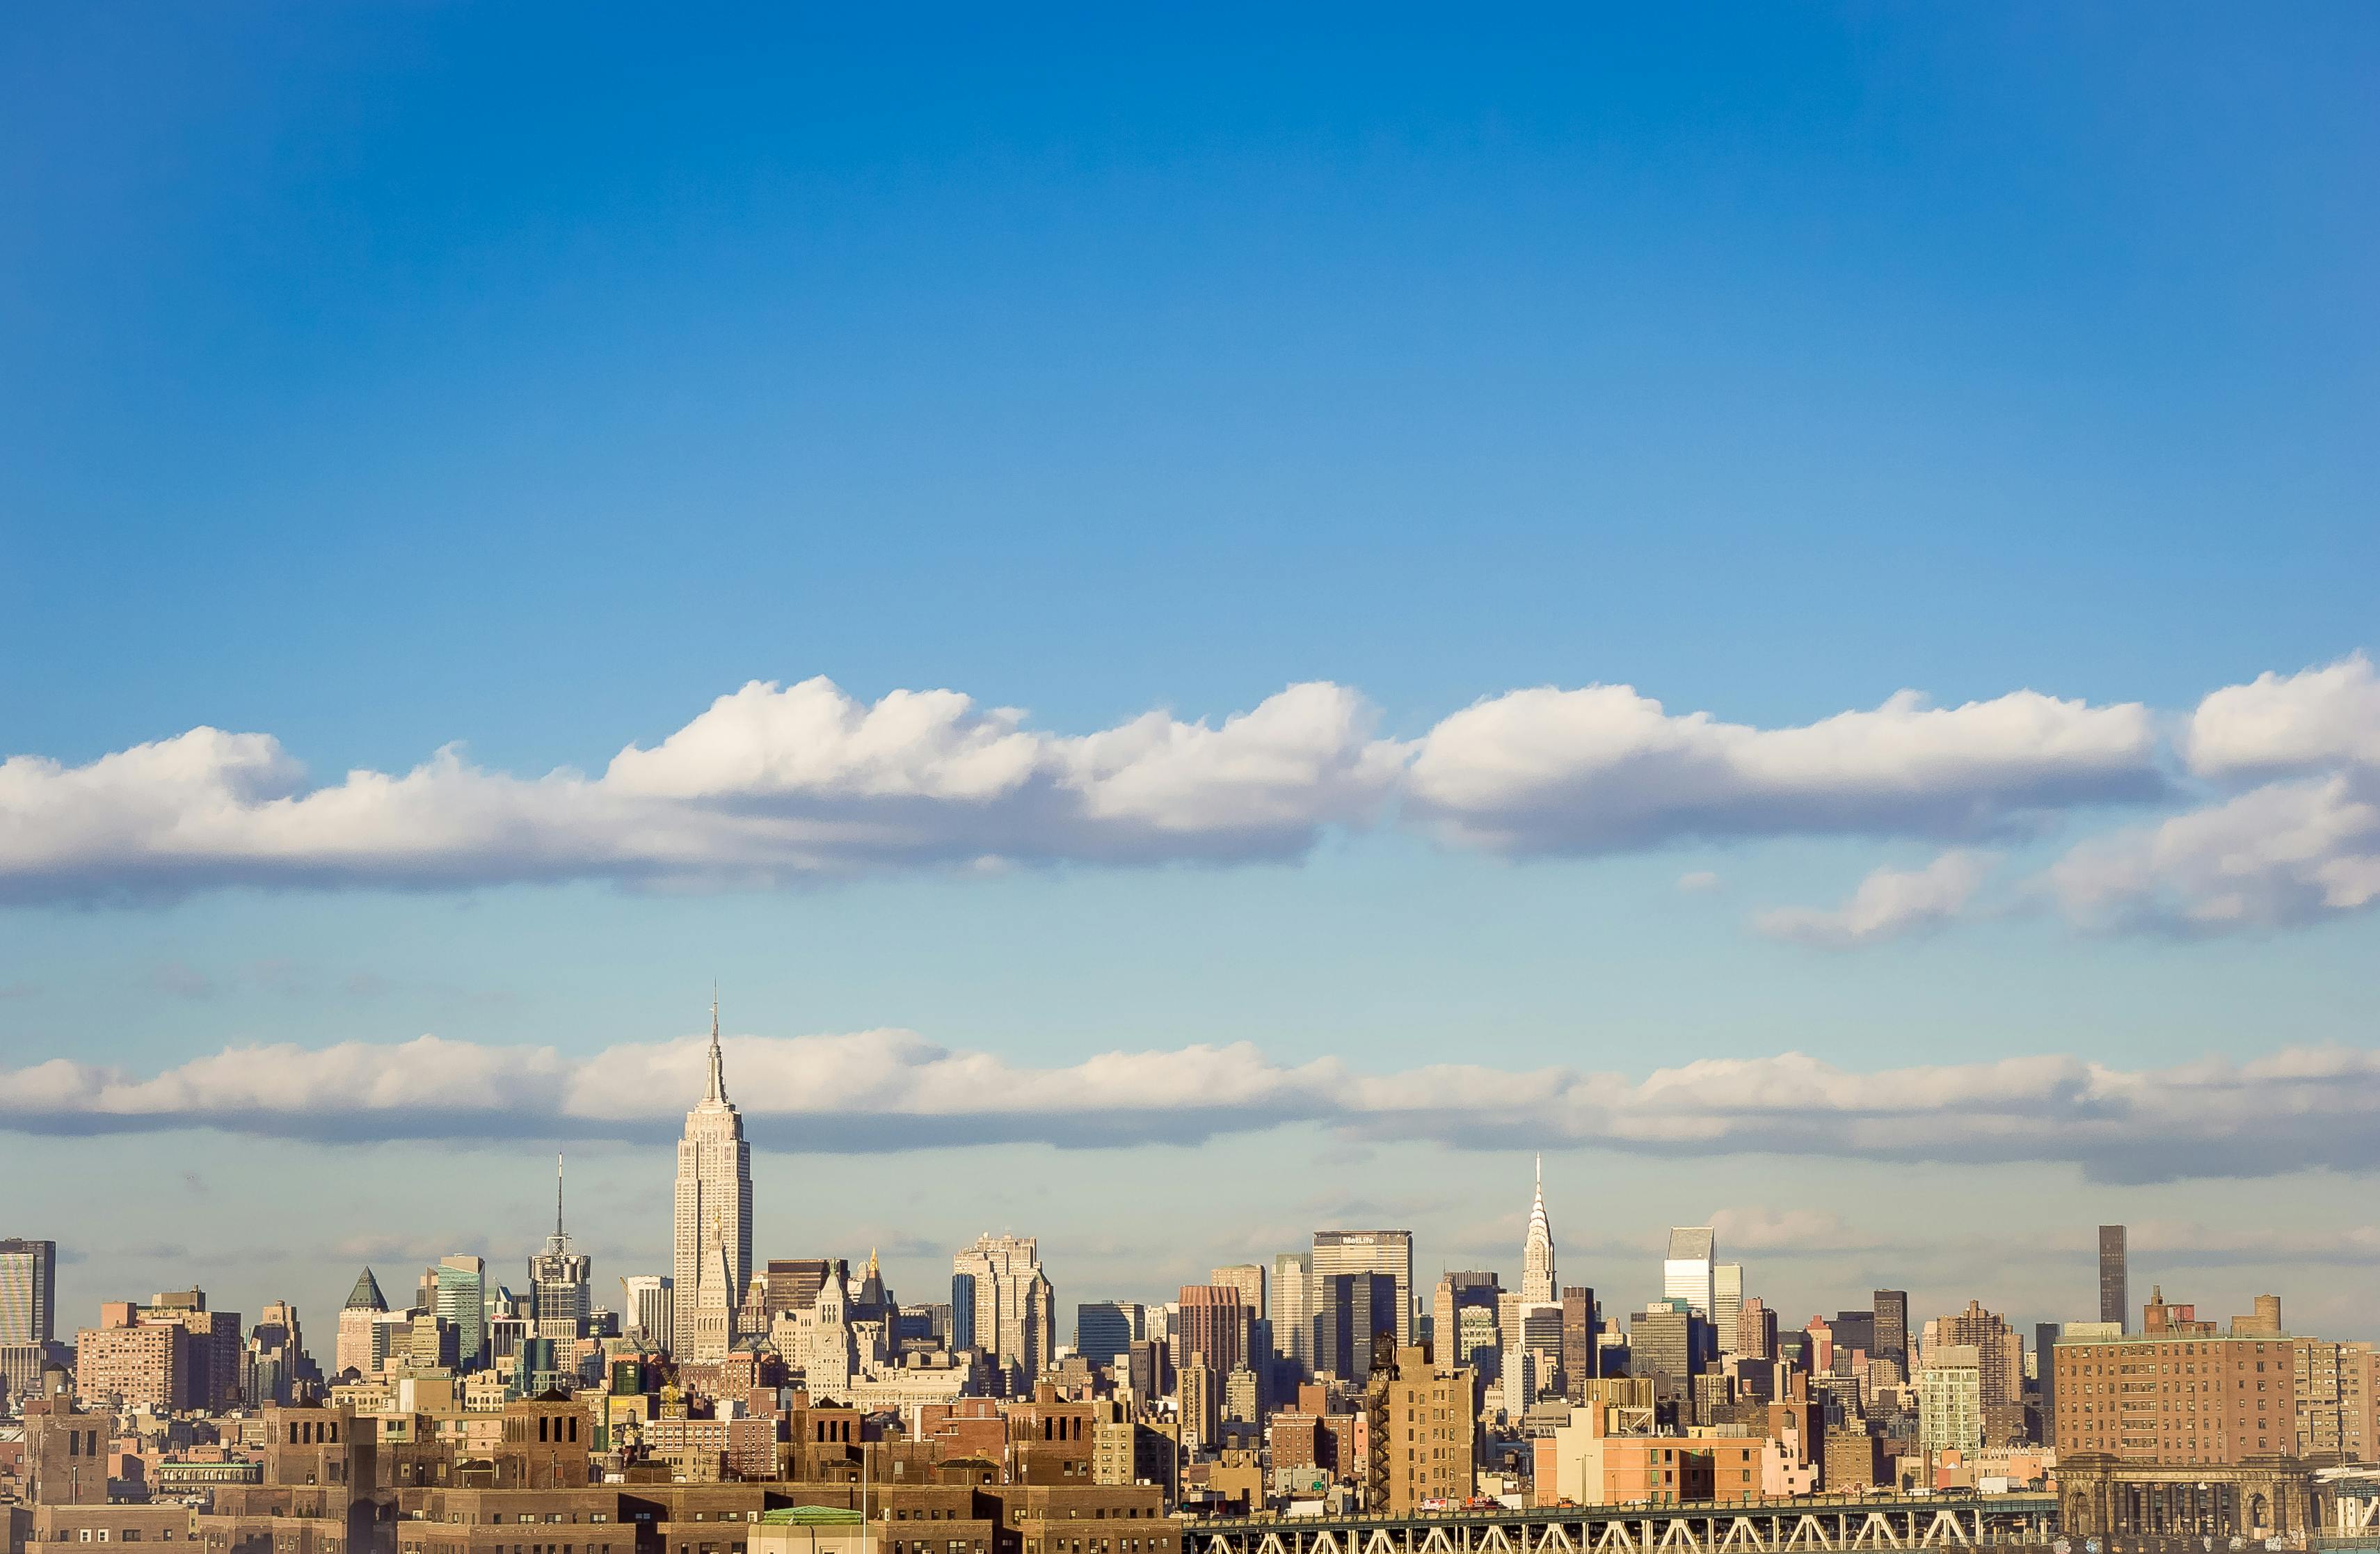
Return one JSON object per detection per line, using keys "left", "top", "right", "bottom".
{"left": 1272, "top": 1253, "right": 1312, "bottom": 1374}
{"left": 1662, "top": 1228, "right": 1715, "bottom": 1319}
{"left": 527, "top": 1157, "right": 591, "bottom": 1352}
{"left": 2052, "top": 1321, "right": 2347, "bottom": 1464}
{"left": 673, "top": 1003, "right": 755, "bottom": 1358}
{"left": 1, "top": 1238, "right": 58, "bottom": 1345}
{"left": 1311, "top": 1231, "right": 1412, "bottom": 1347}
{"left": 2098, "top": 1226, "right": 2129, "bottom": 1332}
{"left": 952, "top": 1234, "right": 1055, "bottom": 1386}
{"left": 1366, "top": 1344, "right": 1474, "bottom": 1514}
{"left": 1917, "top": 1345, "right": 1983, "bottom": 1458}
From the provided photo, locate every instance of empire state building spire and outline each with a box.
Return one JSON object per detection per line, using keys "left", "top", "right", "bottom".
{"left": 705, "top": 996, "right": 727, "bottom": 1104}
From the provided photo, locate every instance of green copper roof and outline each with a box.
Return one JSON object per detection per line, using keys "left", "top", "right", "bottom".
{"left": 344, "top": 1266, "right": 388, "bottom": 1312}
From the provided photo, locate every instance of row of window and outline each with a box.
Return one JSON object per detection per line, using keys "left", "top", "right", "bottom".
{"left": 51, "top": 1532, "right": 181, "bottom": 1544}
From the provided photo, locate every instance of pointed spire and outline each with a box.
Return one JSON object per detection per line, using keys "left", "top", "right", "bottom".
{"left": 705, "top": 992, "right": 728, "bottom": 1104}
{"left": 344, "top": 1266, "right": 388, "bottom": 1312}
{"left": 555, "top": 1151, "right": 566, "bottom": 1237}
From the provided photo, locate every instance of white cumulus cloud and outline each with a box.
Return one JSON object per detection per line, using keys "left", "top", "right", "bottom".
{"left": 2184, "top": 653, "right": 2380, "bottom": 779}
{"left": 2049, "top": 658, "right": 2380, "bottom": 933}
{"left": 1403, "top": 683, "right": 2160, "bottom": 855}
{"left": 13, "top": 660, "right": 2380, "bottom": 927}
{"left": 1755, "top": 850, "right": 1996, "bottom": 949}
{"left": 0, "top": 679, "right": 1402, "bottom": 903}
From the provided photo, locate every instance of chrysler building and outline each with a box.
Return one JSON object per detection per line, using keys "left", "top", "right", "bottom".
{"left": 672, "top": 999, "right": 753, "bottom": 1356}
{"left": 1520, "top": 1153, "right": 1556, "bottom": 1303}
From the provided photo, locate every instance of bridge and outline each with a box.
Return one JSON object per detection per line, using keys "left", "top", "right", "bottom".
{"left": 1182, "top": 1495, "right": 2060, "bottom": 1554}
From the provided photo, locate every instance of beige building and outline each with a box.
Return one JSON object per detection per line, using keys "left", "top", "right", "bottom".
{"left": 76, "top": 1308, "right": 192, "bottom": 1409}
{"left": 675, "top": 1004, "right": 754, "bottom": 1359}
{"left": 1366, "top": 1344, "right": 1473, "bottom": 1514}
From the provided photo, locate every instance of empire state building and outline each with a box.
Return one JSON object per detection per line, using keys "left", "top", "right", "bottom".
{"left": 672, "top": 1001, "right": 753, "bottom": 1356}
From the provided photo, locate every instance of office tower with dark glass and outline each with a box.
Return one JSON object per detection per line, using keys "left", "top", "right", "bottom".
{"left": 1560, "top": 1286, "right": 1597, "bottom": 1397}
{"left": 1311, "top": 1230, "right": 1413, "bottom": 1346}
{"left": 1077, "top": 1301, "right": 1143, "bottom": 1371}
{"left": 1873, "top": 1289, "right": 1909, "bottom": 1366}
{"left": 1313, "top": 1271, "right": 1398, "bottom": 1383}
{"left": 2098, "top": 1225, "right": 2128, "bottom": 1331}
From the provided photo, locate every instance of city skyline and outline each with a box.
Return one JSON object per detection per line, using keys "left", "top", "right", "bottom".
{"left": 6, "top": 3, "right": 2379, "bottom": 1387}
{"left": 17, "top": 1111, "right": 2370, "bottom": 1370}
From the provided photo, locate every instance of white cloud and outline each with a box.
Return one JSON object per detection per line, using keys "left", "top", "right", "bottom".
{"left": 2047, "top": 658, "right": 2380, "bottom": 933}
{"left": 12, "top": 660, "right": 2380, "bottom": 923}
{"left": 2185, "top": 654, "right": 2380, "bottom": 779}
{"left": 0, "top": 679, "right": 1402, "bottom": 903}
{"left": 1676, "top": 870, "right": 1721, "bottom": 893}
{"left": 4, "top": 1029, "right": 2375, "bottom": 1185}
{"left": 1403, "top": 683, "right": 2160, "bottom": 855}
{"left": 2052, "top": 774, "right": 2380, "bottom": 930}
{"left": 1754, "top": 850, "right": 1995, "bottom": 949}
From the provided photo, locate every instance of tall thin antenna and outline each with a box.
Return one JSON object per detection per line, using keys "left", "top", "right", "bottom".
{"left": 705, "top": 985, "right": 728, "bottom": 1104}
{"left": 555, "top": 1151, "right": 566, "bottom": 1237}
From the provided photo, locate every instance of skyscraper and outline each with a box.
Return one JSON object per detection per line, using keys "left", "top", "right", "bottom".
{"left": 1663, "top": 1227, "right": 1716, "bottom": 1318}
{"left": 1208, "top": 1264, "right": 1266, "bottom": 1320}
{"left": 1521, "top": 1157, "right": 1556, "bottom": 1305}
{"left": 433, "top": 1255, "right": 486, "bottom": 1371}
{"left": 1176, "top": 1285, "right": 1249, "bottom": 1375}
{"left": 0, "top": 1239, "right": 56, "bottom": 1345}
{"left": 952, "top": 1233, "right": 1054, "bottom": 1385}
{"left": 1712, "top": 1263, "right": 1743, "bottom": 1354}
{"left": 682, "top": 1211, "right": 736, "bottom": 1361}
{"left": 1874, "top": 1289, "right": 1910, "bottom": 1366}
{"left": 1076, "top": 1301, "right": 1143, "bottom": 1370}
{"left": 334, "top": 1266, "right": 389, "bottom": 1379}
{"left": 2098, "top": 1226, "right": 2128, "bottom": 1331}
{"left": 1273, "top": 1253, "right": 1313, "bottom": 1373}
{"left": 1313, "top": 1271, "right": 1398, "bottom": 1383}
{"left": 528, "top": 1155, "right": 591, "bottom": 1349}
{"left": 2034, "top": 1321, "right": 2061, "bottom": 1422}
{"left": 1560, "top": 1286, "right": 1597, "bottom": 1398}
{"left": 1312, "top": 1230, "right": 1413, "bottom": 1346}
{"left": 673, "top": 1000, "right": 753, "bottom": 1358}
{"left": 621, "top": 1275, "right": 673, "bottom": 1349}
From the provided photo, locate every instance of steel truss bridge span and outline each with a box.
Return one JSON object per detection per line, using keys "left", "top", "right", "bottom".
{"left": 1184, "top": 1496, "right": 2061, "bottom": 1554}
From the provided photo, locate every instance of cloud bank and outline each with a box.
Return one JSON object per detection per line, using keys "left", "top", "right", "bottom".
{"left": 0, "top": 670, "right": 2179, "bottom": 905}
{"left": 0, "top": 679, "right": 1401, "bottom": 902}
{"left": 4, "top": 1031, "right": 2374, "bottom": 1184}
{"left": 8, "top": 657, "right": 2378, "bottom": 935}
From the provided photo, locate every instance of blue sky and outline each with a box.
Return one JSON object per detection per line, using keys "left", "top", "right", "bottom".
{"left": 3, "top": 6, "right": 2378, "bottom": 1351}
